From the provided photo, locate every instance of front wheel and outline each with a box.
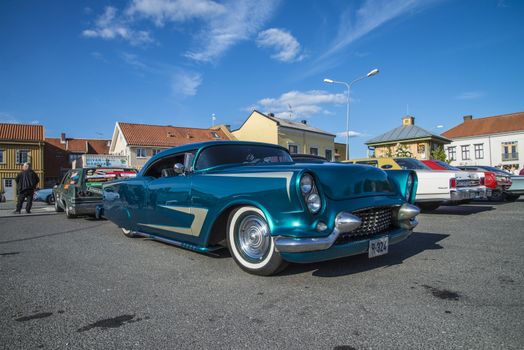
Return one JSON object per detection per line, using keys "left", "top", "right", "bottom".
{"left": 417, "top": 202, "right": 441, "bottom": 211}
{"left": 46, "top": 194, "right": 55, "bottom": 205}
{"left": 65, "top": 204, "right": 76, "bottom": 218}
{"left": 227, "top": 206, "right": 287, "bottom": 276}
{"left": 54, "top": 198, "right": 63, "bottom": 212}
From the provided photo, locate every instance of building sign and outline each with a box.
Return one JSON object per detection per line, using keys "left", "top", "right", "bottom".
{"left": 73, "top": 155, "right": 128, "bottom": 168}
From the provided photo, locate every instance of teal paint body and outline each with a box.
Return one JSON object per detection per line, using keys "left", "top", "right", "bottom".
{"left": 103, "top": 141, "right": 418, "bottom": 264}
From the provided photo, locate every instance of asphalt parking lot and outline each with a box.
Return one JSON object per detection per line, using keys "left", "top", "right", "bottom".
{"left": 1, "top": 200, "right": 523, "bottom": 350}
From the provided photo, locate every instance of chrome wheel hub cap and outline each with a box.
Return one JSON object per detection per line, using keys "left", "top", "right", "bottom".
{"left": 237, "top": 214, "right": 270, "bottom": 262}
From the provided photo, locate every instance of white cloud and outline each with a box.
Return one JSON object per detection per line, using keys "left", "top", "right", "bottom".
{"left": 184, "top": 0, "right": 278, "bottom": 62}
{"left": 336, "top": 130, "right": 363, "bottom": 138}
{"left": 455, "top": 91, "right": 485, "bottom": 100}
{"left": 83, "top": 1, "right": 279, "bottom": 62}
{"left": 256, "top": 28, "right": 304, "bottom": 63}
{"left": 320, "top": 0, "right": 441, "bottom": 60}
{"left": 171, "top": 71, "right": 202, "bottom": 96}
{"left": 126, "top": 0, "right": 225, "bottom": 26}
{"left": 82, "top": 6, "right": 153, "bottom": 46}
{"left": 251, "top": 90, "right": 346, "bottom": 119}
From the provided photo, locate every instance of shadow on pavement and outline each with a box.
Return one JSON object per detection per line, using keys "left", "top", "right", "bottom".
{"left": 279, "top": 231, "right": 449, "bottom": 278}
{"left": 423, "top": 205, "right": 494, "bottom": 215}
{"left": 0, "top": 223, "right": 106, "bottom": 245}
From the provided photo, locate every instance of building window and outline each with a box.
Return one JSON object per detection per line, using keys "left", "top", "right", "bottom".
{"left": 16, "top": 149, "right": 29, "bottom": 164}
{"left": 447, "top": 146, "right": 456, "bottom": 161}
{"left": 502, "top": 141, "right": 518, "bottom": 161}
{"left": 310, "top": 147, "right": 318, "bottom": 156}
{"left": 152, "top": 149, "right": 162, "bottom": 156}
{"left": 0, "top": 149, "right": 4, "bottom": 163}
{"left": 461, "top": 145, "right": 470, "bottom": 160}
{"left": 210, "top": 131, "right": 220, "bottom": 139}
{"left": 136, "top": 148, "right": 147, "bottom": 158}
{"left": 288, "top": 144, "right": 298, "bottom": 154}
{"left": 69, "top": 153, "right": 82, "bottom": 163}
{"left": 474, "top": 144, "right": 484, "bottom": 159}
{"left": 325, "top": 149, "right": 333, "bottom": 161}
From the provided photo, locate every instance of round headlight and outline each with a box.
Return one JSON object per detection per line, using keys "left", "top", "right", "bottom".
{"left": 406, "top": 174, "right": 413, "bottom": 200}
{"left": 306, "top": 193, "right": 321, "bottom": 213}
{"left": 300, "top": 174, "right": 314, "bottom": 194}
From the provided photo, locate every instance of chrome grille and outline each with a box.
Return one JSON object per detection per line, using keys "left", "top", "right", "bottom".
{"left": 337, "top": 207, "right": 394, "bottom": 243}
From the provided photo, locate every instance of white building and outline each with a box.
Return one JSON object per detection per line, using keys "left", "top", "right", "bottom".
{"left": 441, "top": 112, "right": 524, "bottom": 169}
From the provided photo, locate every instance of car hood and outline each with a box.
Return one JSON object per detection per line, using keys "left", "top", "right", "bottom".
{"left": 210, "top": 163, "right": 395, "bottom": 200}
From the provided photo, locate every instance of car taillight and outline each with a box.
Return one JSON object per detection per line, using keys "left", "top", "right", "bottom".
{"left": 484, "top": 172, "right": 497, "bottom": 189}
{"left": 449, "top": 178, "right": 456, "bottom": 189}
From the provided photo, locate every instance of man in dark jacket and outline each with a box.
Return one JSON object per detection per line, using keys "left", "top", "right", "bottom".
{"left": 14, "top": 162, "right": 40, "bottom": 214}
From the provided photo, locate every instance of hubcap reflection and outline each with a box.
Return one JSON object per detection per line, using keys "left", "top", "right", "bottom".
{"left": 237, "top": 214, "right": 270, "bottom": 262}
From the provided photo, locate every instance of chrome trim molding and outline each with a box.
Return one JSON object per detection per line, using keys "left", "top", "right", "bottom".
{"left": 397, "top": 203, "right": 420, "bottom": 230}
{"left": 274, "top": 212, "right": 362, "bottom": 253}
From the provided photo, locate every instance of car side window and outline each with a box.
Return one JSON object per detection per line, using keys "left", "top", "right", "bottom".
{"left": 143, "top": 151, "right": 195, "bottom": 178}
{"left": 61, "top": 171, "right": 71, "bottom": 185}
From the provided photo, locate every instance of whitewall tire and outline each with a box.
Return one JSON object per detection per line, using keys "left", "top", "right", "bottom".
{"left": 227, "top": 206, "right": 286, "bottom": 276}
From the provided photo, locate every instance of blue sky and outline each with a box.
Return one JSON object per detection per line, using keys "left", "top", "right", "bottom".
{"left": 1, "top": 0, "right": 523, "bottom": 157}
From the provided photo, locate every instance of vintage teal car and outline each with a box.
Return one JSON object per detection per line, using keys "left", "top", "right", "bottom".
{"left": 102, "top": 141, "right": 419, "bottom": 275}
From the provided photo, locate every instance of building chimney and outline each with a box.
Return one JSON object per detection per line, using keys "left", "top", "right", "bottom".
{"left": 60, "top": 133, "right": 66, "bottom": 144}
{"left": 224, "top": 124, "right": 231, "bottom": 131}
{"left": 301, "top": 120, "right": 307, "bottom": 125}
{"left": 402, "top": 115, "right": 415, "bottom": 126}
{"left": 463, "top": 115, "right": 473, "bottom": 122}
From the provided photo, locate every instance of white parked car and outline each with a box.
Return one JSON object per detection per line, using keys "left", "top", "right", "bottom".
{"left": 392, "top": 158, "right": 487, "bottom": 210}
{"left": 348, "top": 157, "right": 488, "bottom": 211}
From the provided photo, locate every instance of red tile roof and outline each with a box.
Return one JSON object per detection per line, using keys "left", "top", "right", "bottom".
{"left": 45, "top": 138, "right": 110, "bottom": 154}
{"left": 442, "top": 112, "right": 524, "bottom": 139}
{"left": 0, "top": 123, "right": 44, "bottom": 142}
{"left": 118, "top": 122, "right": 230, "bottom": 147}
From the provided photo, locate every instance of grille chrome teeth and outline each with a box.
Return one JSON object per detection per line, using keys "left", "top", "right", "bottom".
{"left": 340, "top": 207, "right": 394, "bottom": 239}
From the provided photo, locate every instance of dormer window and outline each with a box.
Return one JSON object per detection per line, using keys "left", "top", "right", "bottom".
{"left": 211, "top": 131, "right": 220, "bottom": 139}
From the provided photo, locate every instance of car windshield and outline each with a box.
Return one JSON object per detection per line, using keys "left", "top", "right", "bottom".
{"left": 435, "top": 160, "right": 461, "bottom": 171}
{"left": 195, "top": 144, "right": 292, "bottom": 170}
{"left": 394, "top": 158, "right": 431, "bottom": 170}
{"left": 478, "top": 166, "right": 512, "bottom": 176}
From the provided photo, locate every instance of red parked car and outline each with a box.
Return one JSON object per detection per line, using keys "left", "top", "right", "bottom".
{"left": 422, "top": 160, "right": 511, "bottom": 201}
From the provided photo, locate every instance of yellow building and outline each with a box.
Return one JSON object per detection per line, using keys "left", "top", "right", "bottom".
{"left": 365, "top": 116, "right": 451, "bottom": 160}
{"left": 233, "top": 110, "right": 336, "bottom": 160}
{"left": 0, "top": 124, "right": 45, "bottom": 200}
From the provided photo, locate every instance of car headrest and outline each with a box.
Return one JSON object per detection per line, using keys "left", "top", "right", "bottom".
{"left": 161, "top": 168, "right": 176, "bottom": 177}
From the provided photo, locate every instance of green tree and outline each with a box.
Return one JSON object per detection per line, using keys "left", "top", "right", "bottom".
{"left": 431, "top": 145, "right": 448, "bottom": 162}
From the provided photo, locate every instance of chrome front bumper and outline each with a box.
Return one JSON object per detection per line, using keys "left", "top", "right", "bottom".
{"left": 274, "top": 203, "right": 420, "bottom": 253}
{"left": 450, "top": 186, "right": 488, "bottom": 201}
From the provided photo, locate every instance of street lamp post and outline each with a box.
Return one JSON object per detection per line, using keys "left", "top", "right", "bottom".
{"left": 324, "top": 68, "right": 379, "bottom": 160}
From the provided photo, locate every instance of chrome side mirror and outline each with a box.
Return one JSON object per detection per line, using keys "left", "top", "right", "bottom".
{"left": 174, "top": 163, "right": 185, "bottom": 175}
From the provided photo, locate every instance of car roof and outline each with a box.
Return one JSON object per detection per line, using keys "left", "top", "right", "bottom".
{"left": 141, "top": 140, "right": 290, "bottom": 171}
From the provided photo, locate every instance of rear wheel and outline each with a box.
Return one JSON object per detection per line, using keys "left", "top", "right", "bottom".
{"left": 121, "top": 228, "right": 139, "bottom": 238}
{"left": 227, "top": 206, "right": 286, "bottom": 276}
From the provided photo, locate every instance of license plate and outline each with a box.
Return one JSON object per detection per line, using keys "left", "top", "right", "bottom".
{"left": 369, "top": 236, "right": 389, "bottom": 258}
